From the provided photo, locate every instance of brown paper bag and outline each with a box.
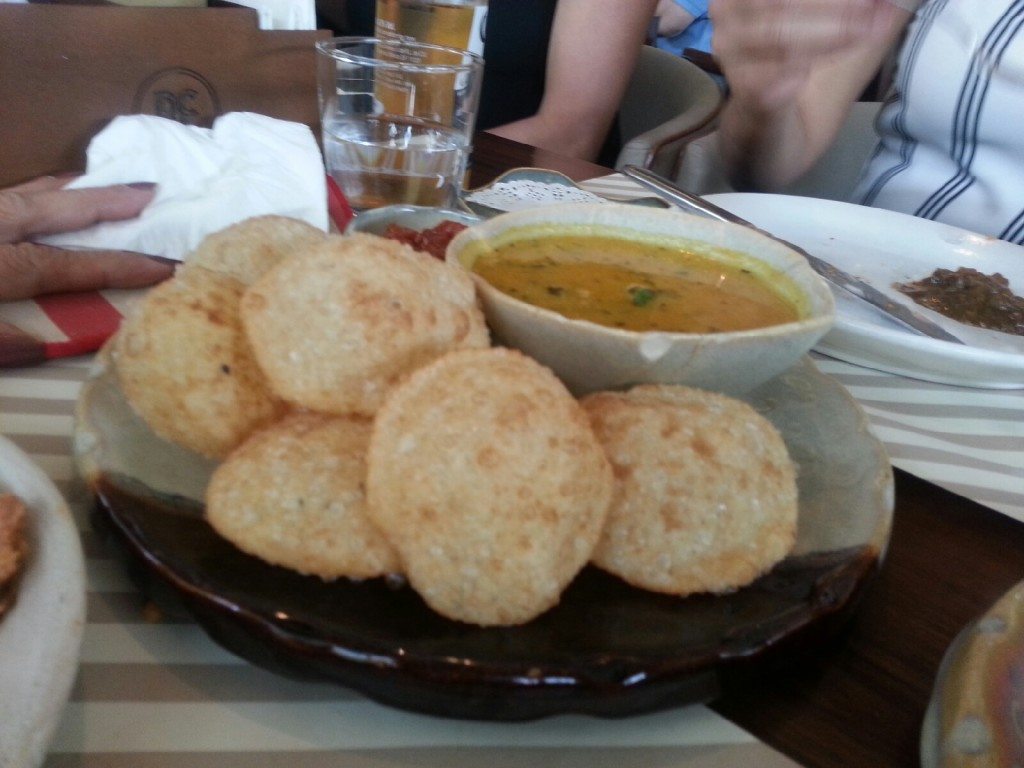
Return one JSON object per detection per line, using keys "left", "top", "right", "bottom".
{"left": 0, "top": 4, "right": 330, "bottom": 186}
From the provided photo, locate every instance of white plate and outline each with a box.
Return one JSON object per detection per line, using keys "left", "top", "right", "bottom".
{"left": 707, "top": 193, "right": 1024, "bottom": 388}
{"left": 0, "top": 436, "right": 86, "bottom": 768}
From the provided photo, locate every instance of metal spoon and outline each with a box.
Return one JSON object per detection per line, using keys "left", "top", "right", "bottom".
{"left": 621, "top": 165, "right": 964, "bottom": 344}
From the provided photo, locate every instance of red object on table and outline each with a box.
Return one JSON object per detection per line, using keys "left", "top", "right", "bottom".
{"left": 36, "top": 291, "right": 123, "bottom": 359}
{"left": 326, "top": 176, "right": 354, "bottom": 232}
{"left": 0, "top": 290, "right": 125, "bottom": 367}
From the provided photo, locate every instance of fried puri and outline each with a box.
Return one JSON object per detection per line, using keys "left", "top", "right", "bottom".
{"left": 207, "top": 413, "right": 399, "bottom": 580}
{"left": 182, "top": 215, "right": 327, "bottom": 285}
{"left": 113, "top": 268, "right": 284, "bottom": 459}
{"left": 581, "top": 385, "right": 798, "bottom": 596}
{"left": 366, "top": 348, "right": 613, "bottom": 626}
{"left": 240, "top": 233, "right": 489, "bottom": 416}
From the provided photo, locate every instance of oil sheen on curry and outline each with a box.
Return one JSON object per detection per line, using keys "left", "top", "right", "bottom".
{"left": 468, "top": 229, "right": 804, "bottom": 333}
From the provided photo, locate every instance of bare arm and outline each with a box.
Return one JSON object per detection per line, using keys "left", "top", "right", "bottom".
{"left": 712, "top": 0, "right": 912, "bottom": 190}
{"left": 486, "top": 0, "right": 657, "bottom": 161}
{"left": 656, "top": 0, "right": 696, "bottom": 38}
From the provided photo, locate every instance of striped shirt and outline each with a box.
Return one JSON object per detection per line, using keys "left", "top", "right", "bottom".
{"left": 853, "top": 0, "right": 1024, "bottom": 243}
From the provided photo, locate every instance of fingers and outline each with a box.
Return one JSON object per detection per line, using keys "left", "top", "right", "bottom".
{"left": 4, "top": 174, "right": 80, "bottom": 196}
{"left": 0, "top": 182, "right": 157, "bottom": 244}
{"left": 0, "top": 242, "right": 174, "bottom": 302}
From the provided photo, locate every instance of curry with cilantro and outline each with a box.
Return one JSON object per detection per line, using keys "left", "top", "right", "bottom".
{"left": 469, "top": 234, "right": 801, "bottom": 333}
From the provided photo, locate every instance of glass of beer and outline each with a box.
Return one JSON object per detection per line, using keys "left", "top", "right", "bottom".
{"left": 315, "top": 37, "right": 483, "bottom": 212}
{"left": 375, "top": 0, "right": 487, "bottom": 57}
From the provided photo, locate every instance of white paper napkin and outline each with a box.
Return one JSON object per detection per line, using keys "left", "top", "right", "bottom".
{"left": 229, "top": 0, "right": 316, "bottom": 30}
{"left": 38, "top": 112, "right": 329, "bottom": 261}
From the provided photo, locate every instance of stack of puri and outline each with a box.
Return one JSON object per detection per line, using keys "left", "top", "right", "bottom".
{"left": 111, "top": 216, "right": 799, "bottom": 628}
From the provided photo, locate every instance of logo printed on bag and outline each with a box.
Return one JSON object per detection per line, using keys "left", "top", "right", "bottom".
{"left": 133, "top": 68, "right": 221, "bottom": 126}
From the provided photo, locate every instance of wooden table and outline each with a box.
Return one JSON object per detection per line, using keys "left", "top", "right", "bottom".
{"left": 469, "top": 131, "right": 1024, "bottom": 768}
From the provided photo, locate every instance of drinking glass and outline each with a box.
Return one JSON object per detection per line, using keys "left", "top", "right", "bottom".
{"left": 315, "top": 36, "right": 483, "bottom": 212}
{"left": 375, "top": 0, "right": 488, "bottom": 57}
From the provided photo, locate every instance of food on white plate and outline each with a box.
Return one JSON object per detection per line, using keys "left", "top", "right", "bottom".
{"left": 113, "top": 267, "right": 286, "bottom": 459}
{"left": 581, "top": 385, "right": 797, "bottom": 596}
{"left": 365, "top": 347, "right": 613, "bottom": 626}
{"left": 207, "top": 413, "right": 399, "bottom": 580}
{"left": 895, "top": 266, "right": 1024, "bottom": 336}
{"left": 240, "top": 232, "right": 489, "bottom": 416}
{"left": 181, "top": 214, "right": 328, "bottom": 286}
{"left": 0, "top": 493, "right": 28, "bottom": 621}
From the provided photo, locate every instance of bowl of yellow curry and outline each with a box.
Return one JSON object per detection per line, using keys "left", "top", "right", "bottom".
{"left": 446, "top": 203, "right": 835, "bottom": 396}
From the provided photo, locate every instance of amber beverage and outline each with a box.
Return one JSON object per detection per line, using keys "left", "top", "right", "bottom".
{"left": 375, "top": 0, "right": 487, "bottom": 56}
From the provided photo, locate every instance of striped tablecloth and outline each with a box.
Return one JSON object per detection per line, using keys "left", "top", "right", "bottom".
{"left": 581, "top": 174, "right": 1024, "bottom": 524}
{"left": 0, "top": 357, "right": 800, "bottom": 767}
{"left": 810, "top": 356, "right": 1023, "bottom": 522}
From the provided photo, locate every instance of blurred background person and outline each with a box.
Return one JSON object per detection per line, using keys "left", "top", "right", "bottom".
{"left": 341, "top": 0, "right": 657, "bottom": 165}
{"left": 652, "top": 0, "right": 724, "bottom": 90}
{"left": 711, "top": 0, "right": 1024, "bottom": 242}
{"left": 653, "top": 0, "right": 711, "bottom": 59}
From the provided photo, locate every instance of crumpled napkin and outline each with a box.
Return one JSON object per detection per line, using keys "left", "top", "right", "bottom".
{"left": 230, "top": 0, "right": 316, "bottom": 30}
{"left": 38, "top": 112, "right": 329, "bottom": 261}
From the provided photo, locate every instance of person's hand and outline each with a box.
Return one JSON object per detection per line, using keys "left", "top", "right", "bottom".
{"left": 711, "top": 0, "right": 902, "bottom": 112}
{"left": 0, "top": 175, "right": 174, "bottom": 301}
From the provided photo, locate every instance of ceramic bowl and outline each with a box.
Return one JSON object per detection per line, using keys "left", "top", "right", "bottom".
{"left": 920, "top": 579, "right": 1024, "bottom": 767}
{"left": 446, "top": 202, "right": 836, "bottom": 396}
{"left": 344, "top": 204, "right": 481, "bottom": 237}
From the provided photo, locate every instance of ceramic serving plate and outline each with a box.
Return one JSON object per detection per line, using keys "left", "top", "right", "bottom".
{"left": 74, "top": 348, "right": 893, "bottom": 721}
{"left": 921, "top": 580, "right": 1024, "bottom": 766}
{"left": 0, "top": 436, "right": 86, "bottom": 768}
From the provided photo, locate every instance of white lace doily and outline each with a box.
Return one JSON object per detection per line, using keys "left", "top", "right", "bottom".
{"left": 465, "top": 180, "right": 607, "bottom": 212}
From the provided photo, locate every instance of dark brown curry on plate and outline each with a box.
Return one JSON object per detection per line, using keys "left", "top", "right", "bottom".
{"left": 895, "top": 267, "right": 1024, "bottom": 336}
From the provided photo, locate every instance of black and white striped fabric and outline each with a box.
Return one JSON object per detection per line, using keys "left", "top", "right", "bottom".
{"left": 854, "top": 0, "right": 1024, "bottom": 243}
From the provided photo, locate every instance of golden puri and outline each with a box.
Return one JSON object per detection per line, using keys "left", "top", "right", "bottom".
{"left": 366, "top": 348, "right": 613, "bottom": 627}
{"left": 113, "top": 267, "right": 285, "bottom": 459}
{"left": 582, "top": 384, "right": 797, "bottom": 596}
{"left": 241, "top": 233, "right": 489, "bottom": 416}
{"left": 207, "top": 413, "right": 399, "bottom": 580}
